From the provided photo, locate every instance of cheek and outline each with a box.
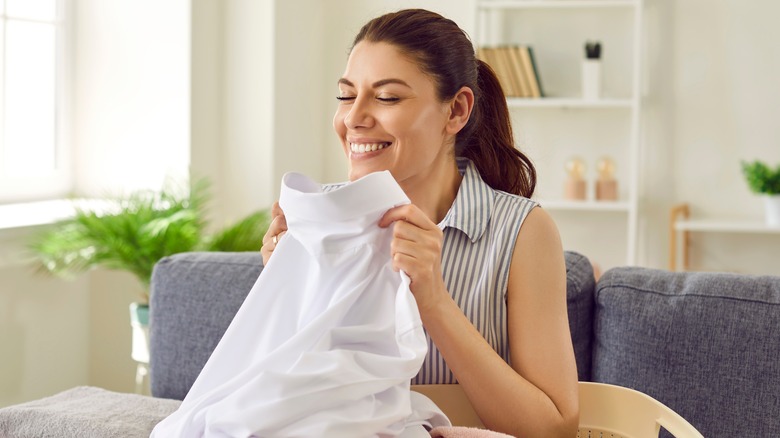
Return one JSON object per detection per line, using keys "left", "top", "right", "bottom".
{"left": 332, "top": 109, "right": 347, "bottom": 138}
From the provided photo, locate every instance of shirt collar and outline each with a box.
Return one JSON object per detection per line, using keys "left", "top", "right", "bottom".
{"left": 439, "top": 158, "right": 494, "bottom": 242}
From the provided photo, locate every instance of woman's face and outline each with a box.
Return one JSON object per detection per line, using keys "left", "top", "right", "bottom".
{"left": 333, "top": 41, "right": 453, "bottom": 183}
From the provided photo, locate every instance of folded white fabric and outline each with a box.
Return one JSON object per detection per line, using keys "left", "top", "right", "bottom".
{"left": 152, "top": 171, "right": 449, "bottom": 437}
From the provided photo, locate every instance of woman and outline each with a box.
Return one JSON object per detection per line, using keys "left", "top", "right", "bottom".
{"left": 262, "top": 9, "right": 578, "bottom": 437}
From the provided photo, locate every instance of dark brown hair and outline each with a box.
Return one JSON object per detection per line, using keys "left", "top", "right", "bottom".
{"left": 352, "top": 9, "right": 536, "bottom": 198}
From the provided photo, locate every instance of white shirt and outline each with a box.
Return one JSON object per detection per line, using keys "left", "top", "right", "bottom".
{"left": 151, "top": 171, "right": 449, "bottom": 437}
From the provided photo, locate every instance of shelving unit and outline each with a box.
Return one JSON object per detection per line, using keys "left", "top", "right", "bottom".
{"left": 507, "top": 97, "right": 636, "bottom": 109}
{"left": 669, "top": 203, "right": 780, "bottom": 271}
{"left": 475, "top": 0, "right": 644, "bottom": 268}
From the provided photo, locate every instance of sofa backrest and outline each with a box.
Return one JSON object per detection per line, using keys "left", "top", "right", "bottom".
{"left": 150, "top": 252, "right": 264, "bottom": 400}
{"left": 594, "top": 266, "right": 780, "bottom": 438}
{"left": 149, "top": 250, "right": 596, "bottom": 400}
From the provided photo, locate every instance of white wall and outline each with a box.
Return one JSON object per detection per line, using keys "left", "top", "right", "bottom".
{"left": 0, "top": 227, "right": 90, "bottom": 407}
{"left": 73, "top": 0, "right": 190, "bottom": 196}
{"left": 667, "top": 0, "right": 780, "bottom": 274}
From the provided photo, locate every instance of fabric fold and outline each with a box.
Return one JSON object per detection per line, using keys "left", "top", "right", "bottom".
{"left": 152, "top": 170, "right": 449, "bottom": 437}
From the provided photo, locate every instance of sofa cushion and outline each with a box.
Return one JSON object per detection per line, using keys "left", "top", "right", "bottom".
{"left": 593, "top": 267, "right": 780, "bottom": 438}
{"left": 563, "top": 250, "right": 595, "bottom": 381}
{"left": 150, "top": 252, "right": 262, "bottom": 400}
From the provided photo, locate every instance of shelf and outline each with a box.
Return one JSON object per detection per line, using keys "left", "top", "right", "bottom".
{"left": 478, "top": 0, "right": 639, "bottom": 10}
{"left": 477, "top": 0, "right": 644, "bottom": 267}
{"left": 674, "top": 219, "right": 780, "bottom": 234}
{"left": 507, "top": 97, "right": 635, "bottom": 109}
{"left": 669, "top": 204, "right": 780, "bottom": 271}
{"left": 537, "top": 199, "right": 631, "bottom": 211}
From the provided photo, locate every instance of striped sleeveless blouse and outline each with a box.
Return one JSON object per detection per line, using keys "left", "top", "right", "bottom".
{"left": 413, "top": 159, "right": 537, "bottom": 384}
{"left": 325, "top": 158, "right": 538, "bottom": 384}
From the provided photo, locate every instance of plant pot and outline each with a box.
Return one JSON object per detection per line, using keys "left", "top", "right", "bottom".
{"left": 130, "top": 302, "right": 150, "bottom": 394}
{"left": 765, "top": 194, "right": 780, "bottom": 227}
{"left": 129, "top": 302, "right": 150, "bottom": 364}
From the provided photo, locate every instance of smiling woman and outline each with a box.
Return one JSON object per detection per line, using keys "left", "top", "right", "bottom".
{"left": 262, "top": 9, "right": 579, "bottom": 437}
{"left": 334, "top": 41, "right": 461, "bottom": 199}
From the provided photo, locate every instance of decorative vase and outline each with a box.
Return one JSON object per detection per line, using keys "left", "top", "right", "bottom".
{"left": 129, "top": 302, "right": 150, "bottom": 393}
{"left": 582, "top": 59, "right": 601, "bottom": 100}
{"left": 765, "top": 194, "right": 780, "bottom": 227}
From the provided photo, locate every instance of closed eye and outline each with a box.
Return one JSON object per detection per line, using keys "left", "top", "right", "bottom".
{"left": 336, "top": 96, "right": 355, "bottom": 101}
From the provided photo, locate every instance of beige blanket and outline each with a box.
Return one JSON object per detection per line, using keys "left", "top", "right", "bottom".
{"left": 0, "top": 386, "right": 516, "bottom": 437}
{"left": 0, "top": 386, "right": 180, "bottom": 438}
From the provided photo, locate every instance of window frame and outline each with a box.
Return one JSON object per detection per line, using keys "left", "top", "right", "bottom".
{"left": 0, "top": 0, "right": 72, "bottom": 204}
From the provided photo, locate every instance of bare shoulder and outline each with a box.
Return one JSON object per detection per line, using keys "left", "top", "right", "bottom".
{"left": 514, "top": 206, "right": 564, "bottom": 268}
{"left": 507, "top": 206, "right": 567, "bottom": 318}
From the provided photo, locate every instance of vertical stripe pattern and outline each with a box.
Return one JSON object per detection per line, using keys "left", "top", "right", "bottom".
{"left": 411, "top": 159, "right": 538, "bottom": 384}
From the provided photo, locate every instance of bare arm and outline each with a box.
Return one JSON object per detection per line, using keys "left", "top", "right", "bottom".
{"left": 383, "top": 205, "right": 579, "bottom": 436}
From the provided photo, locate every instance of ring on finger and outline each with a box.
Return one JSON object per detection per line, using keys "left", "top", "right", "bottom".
{"left": 272, "top": 235, "right": 278, "bottom": 245}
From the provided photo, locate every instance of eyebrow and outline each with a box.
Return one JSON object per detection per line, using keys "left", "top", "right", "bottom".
{"left": 337, "top": 78, "right": 412, "bottom": 89}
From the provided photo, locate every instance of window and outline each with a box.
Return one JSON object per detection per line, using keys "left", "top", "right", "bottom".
{"left": 0, "top": 0, "right": 69, "bottom": 203}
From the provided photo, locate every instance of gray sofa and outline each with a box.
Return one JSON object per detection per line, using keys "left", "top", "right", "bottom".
{"left": 149, "top": 251, "right": 780, "bottom": 437}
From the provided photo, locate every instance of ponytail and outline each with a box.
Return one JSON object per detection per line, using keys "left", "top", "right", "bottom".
{"left": 353, "top": 9, "right": 536, "bottom": 198}
{"left": 457, "top": 60, "right": 536, "bottom": 198}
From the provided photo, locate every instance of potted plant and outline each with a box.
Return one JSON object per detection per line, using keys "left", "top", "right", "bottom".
{"left": 741, "top": 160, "right": 780, "bottom": 226}
{"left": 28, "top": 179, "right": 270, "bottom": 386}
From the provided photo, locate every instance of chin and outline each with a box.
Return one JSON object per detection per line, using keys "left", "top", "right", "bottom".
{"left": 347, "top": 162, "right": 378, "bottom": 181}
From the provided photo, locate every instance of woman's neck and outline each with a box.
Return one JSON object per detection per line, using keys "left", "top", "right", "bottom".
{"left": 399, "top": 158, "right": 462, "bottom": 224}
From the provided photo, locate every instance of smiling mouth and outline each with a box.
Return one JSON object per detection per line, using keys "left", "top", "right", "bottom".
{"left": 350, "top": 142, "right": 391, "bottom": 154}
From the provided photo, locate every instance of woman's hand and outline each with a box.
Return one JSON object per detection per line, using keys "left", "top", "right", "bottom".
{"left": 378, "top": 204, "right": 448, "bottom": 313}
{"left": 261, "top": 202, "right": 287, "bottom": 266}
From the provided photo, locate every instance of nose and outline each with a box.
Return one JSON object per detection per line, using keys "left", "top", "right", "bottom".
{"left": 343, "top": 97, "right": 374, "bottom": 130}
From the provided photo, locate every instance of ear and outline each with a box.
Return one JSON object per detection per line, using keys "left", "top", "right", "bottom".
{"left": 445, "top": 86, "right": 475, "bottom": 135}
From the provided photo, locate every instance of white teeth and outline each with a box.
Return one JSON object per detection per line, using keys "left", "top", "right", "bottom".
{"left": 350, "top": 143, "right": 389, "bottom": 153}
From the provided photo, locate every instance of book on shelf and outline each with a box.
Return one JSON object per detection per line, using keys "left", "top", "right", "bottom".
{"left": 477, "top": 47, "right": 517, "bottom": 97}
{"left": 477, "top": 45, "right": 544, "bottom": 99}
{"left": 526, "top": 46, "right": 545, "bottom": 98}
{"left": 517, "top": 46, "right": 543, "bottom": 98}
{"left": 506, "top": 46, "right": 531, "bottom": 97}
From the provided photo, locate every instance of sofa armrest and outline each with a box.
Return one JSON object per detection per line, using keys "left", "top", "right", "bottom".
{"left": 149, "top": 252, "right": 263, "bottom": 400}
{"left": 564, "top": 250, "right": 596, "bottom": 381}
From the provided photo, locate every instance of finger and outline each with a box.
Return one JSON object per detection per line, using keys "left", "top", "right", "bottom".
{"left": 392, "top": 217, "right": 436, "bottom": 237}
{"left": 273, "top": 214, "right": 288, "bottom": 233}
{"left": 390, "top": 236, "right": 421, "bottom": 262}
{"left": 271, "top": 201, "right": 285, "bottom": 218}
{"left": 263, "top": 228, "right": 288, "bottom": 249}
{"left": 265, "top": 215, "right": 288, "bottom": 241}
{"left": 390, "top": 252, "right": 427, "bottom": 277}
{"left": 378, "top": 204, "right": 436, "bottom": 230}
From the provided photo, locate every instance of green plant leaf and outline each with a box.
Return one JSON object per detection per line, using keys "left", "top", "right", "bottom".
{"left": 205, "top": 211, "right": 270, "bottom": 252}
{"left": 741, "top": 160, "right": 780, "bottom": 194}
{"left": 27, "top": 177, "right": 270, "bottom": 302}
